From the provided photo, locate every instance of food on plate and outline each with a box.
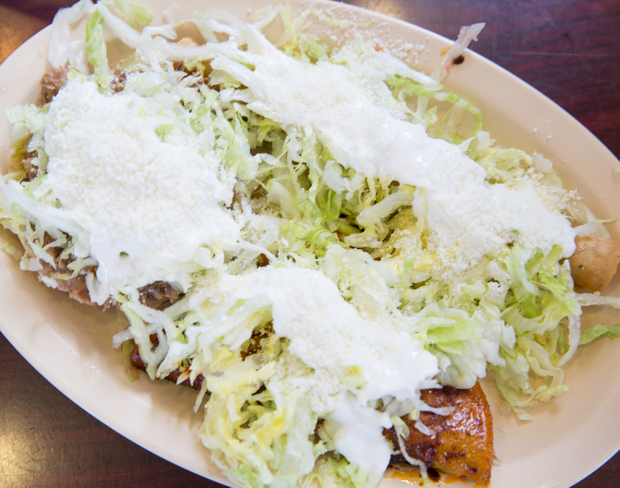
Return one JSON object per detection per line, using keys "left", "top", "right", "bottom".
{"left": 1, "top": 0, "right": 619, "bottom": 487}
{"left": 131, "top": 340, "right": 494, "bottom": 484}
{"left": 569, "top": 234, "right": 620, "bottom": 291}
{"left": 385, "top": 382, "right": 493, "bottom": 486}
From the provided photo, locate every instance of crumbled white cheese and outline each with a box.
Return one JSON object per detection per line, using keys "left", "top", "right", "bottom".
{"left": 39, "top": 80, "right": 240, "bottom": 300}
{"left": 217, "top": 40, "right": 576, "bottom": 279}
{"left": 189, "top": 265, "right": 439, "bottom": 474}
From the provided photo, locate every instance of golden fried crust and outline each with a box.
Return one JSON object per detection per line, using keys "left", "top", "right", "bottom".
{"left": 385, "top": 382, "right": 493, "bottom": 486}
{"left": 177, "top": 37, "right": 200, "bottom": 47}
{"left": 569, "top": 234, "right": 620, "bottom": 292}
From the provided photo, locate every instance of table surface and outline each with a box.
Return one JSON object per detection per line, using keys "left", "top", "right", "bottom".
{"left": 0, "top": 1, "right": 618, "bottom": 487}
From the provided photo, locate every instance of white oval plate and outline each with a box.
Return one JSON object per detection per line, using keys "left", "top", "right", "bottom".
{"left": 0, "top": 1, "right": 618, "bottom": 487}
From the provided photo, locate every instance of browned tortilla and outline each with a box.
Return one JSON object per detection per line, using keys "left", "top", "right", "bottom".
{"left": 384, "top": 382, "right": 493, "bottom": 486}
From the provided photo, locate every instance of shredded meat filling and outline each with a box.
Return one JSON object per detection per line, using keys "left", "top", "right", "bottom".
{"left": 38, "top": 259, "right": 94, "bottom": 305}
{"left": 39, "top": 66, "right": 70, "bottom": 104}
{"left": 110, "top": 69, "right": 128, "bottom": 93}
{"left": 129, "top": 341, "right": 204, "bottom": 391}
{"left": 30, "top": 234, "right": 181, "bottom": 310}
{"left": 138, "top": 281, "right": 182, "bottom": 310}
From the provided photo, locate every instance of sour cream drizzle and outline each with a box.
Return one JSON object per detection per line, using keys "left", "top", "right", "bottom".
{"left": 186, "top": 266, "right": 440, "bottom": 475}
{"left": 213, "top": 29, "right": 576, "bottom": 278}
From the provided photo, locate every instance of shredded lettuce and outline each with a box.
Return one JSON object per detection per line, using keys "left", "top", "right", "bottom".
{"left": 580, "top": 323, "right": 620, "bottom": 344}
{"left": 85, "top": 10, "right": 111, "bottom": 84}
{"left": 112, "top": 0, "right": 153, "bottom": 30}
{"left": 47, "top": 0, "right": 95, "bottom": 70}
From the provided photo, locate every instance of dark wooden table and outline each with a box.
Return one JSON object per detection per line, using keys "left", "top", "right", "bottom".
{"left": 0, "top": 1, "right": 618, "bottom": 487}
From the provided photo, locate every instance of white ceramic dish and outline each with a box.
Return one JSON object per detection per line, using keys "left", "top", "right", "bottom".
{"left": 0, "top": 1, "right": 618, "bottom": 487}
